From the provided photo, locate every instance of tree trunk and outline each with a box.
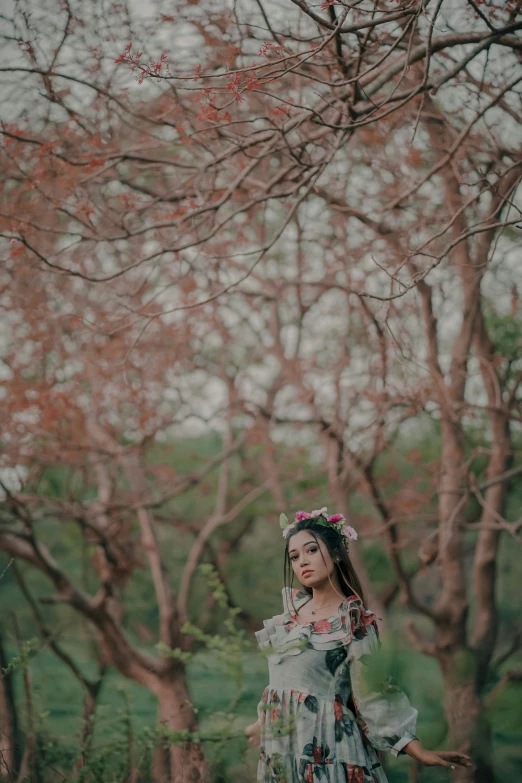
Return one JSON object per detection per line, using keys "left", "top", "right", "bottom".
{"left": 0, "top": 632, "right": 22, "bottom": 781}
{"left": 440, "top": 652, "right": 495, "bottom": 783}
{"left": 152, "top": 672, "right": 211, "bottom": 783}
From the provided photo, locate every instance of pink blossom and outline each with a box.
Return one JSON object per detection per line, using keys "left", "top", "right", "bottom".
{"left": 341, "top": 525, "right": 358, "bottom": 541}
{"left": 313, "top": 619, "right": 332, "bottom": 633}
{"left": 295, "top": 511, "right": 311, "bottom": 522}
{"left": 327, "top": 514, "right": 344, "bottom": 523}
{"left": 311, "top": 507, "right": 327, "bottom": 518}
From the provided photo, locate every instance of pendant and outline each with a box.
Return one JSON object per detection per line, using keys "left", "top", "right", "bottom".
{"left": 311, "top": 609, "right": 316, "bottom": 614}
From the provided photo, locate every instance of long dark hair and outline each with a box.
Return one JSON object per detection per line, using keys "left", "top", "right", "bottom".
{"left": 283, "top": 517, "right": 365, "bottom": 617}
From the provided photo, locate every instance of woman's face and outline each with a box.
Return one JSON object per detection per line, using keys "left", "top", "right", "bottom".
{"left": 287, "top": 529, "right": 336, "bottom": 588}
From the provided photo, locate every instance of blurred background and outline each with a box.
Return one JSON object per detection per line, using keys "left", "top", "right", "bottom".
{"left": 0, "top": 0, "right": 521, "bottom": 781}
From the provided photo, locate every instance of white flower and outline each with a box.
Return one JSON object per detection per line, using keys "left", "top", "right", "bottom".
{"left": 311, "top": 507, "right": 328, "bottom": 518}
{"left": 341, "top": 524, "right": 358, "bottom": 541}
{"left": 282, "top": 523, "right": 296, "bottom": 539}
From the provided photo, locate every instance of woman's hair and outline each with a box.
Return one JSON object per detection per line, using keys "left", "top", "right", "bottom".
{"left": 283, "top": 517, "right": 365, "bottom": 616}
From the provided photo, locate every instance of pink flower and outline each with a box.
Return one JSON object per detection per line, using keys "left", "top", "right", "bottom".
{"left": 295, "top": 511, "right": 311, "bottom": 522}
{"left": 282, "top": 522, "right": 296, "bottom": 539}
{"left": 313, "top": 619, "right": 332, "bottom": 633}
{"left": 341, "top": 525, "right": 358, "bottom": 541}
{"left": 327, "top": 514, "right": 344, "bottom": 523}
{"left": 311, "top": 507, "right": 327, "bottom": 518}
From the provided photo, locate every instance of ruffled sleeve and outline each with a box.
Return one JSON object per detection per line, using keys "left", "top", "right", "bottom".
{"left": 347, "top": 605, "right": 418, "bottom": 757}
{"left": 254, "top": 588, "right": 311, "bottom": 662}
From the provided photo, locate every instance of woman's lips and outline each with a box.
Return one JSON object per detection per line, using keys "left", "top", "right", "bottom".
{"left": 301, "top": 570, "right": 313, "bottom": 578}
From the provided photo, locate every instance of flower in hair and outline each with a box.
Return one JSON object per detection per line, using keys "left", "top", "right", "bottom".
{"left": 282, "top": 522, "right": 296, "bottom": 540}
{"left": 340, "top": 524, "right": 358, "bottom": 541}
{"left": 280, "top": 508, "right": 357, "bottom": 542}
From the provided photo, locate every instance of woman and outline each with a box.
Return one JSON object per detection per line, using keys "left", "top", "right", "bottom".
{"left": 244, "top": 508, "right": 471, "bottom": 782}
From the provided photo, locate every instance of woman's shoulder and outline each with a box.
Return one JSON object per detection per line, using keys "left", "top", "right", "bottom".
{"left": 281, "top": 586, "right": 311, "bottom": 616}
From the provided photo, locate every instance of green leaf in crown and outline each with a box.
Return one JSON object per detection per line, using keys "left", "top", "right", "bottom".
{"left": 279, "top": 513, "right": 289, "bottom": 529}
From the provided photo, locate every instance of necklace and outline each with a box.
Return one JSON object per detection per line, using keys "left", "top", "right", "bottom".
{"left": 310, "top": 599, "right": 340, "bottom": 615}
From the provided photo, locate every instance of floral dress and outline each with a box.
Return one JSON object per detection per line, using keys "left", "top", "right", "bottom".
{"left": 254, "top": 587, "right": 418, "bottom": 783}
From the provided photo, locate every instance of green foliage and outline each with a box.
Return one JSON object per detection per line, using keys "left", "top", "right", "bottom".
{"left": 2, "top": 428, "right": 522, "bottom": 781}
{"left": 1, "top": 637, "right": 40, "bottom": 677}
{"left": 160, "top": 563, "right": 253, "bottom": 722}
{"left": 359, "top": 637, "right": 413, "bottom": 698}
{"left": 483, "top": 301, "right": 522, "bottom": 362}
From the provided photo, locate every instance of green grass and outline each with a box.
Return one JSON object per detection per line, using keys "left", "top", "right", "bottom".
{"left": 6, "top": 638, "right": 521, "bottom": 782}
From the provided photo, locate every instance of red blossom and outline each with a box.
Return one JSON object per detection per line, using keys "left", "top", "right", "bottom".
{"left": 268, "top": 105, "right": 290, "bottom": 117}
{"left": 226, "top": 72, "right": 244, "bottom": 103}
{"left": 196, "top": 106, "right": 218, "bottom": 123}
{"left": 313, "top": 619, "right": 332, "bottom": 633}
{"left": 245, "top": 73, "right": 260, "bottom": 91}
{"left": 258, "top": 41, "right": 287, "bottom": 57}
{"left": 259, "top": 42, "right": 272, "bottom": 57}
{"left": 114, "top": 41, "right": 132, "bottom": 64}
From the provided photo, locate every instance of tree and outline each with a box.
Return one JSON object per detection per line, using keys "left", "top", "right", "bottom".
{"left": 1, "top": 1, "right": 522, "bottom": 781}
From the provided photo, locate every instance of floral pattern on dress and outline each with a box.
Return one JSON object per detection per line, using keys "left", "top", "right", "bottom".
{"left": 254, "top": 587, "right": 418, "bottom": 782}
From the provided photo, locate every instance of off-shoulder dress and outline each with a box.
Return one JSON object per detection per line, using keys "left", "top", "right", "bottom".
{"left": 254, "top": 587, "right": 418, "bottom": 783}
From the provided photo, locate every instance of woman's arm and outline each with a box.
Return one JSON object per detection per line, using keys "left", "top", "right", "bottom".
{"left": 347, "top": 623, "right": 418, "bottom": 757}
{"left": 348, "top": 625, "right": 471, "bottom": 769}
{"left": 402, "top": 739, "right": 471, "bottom": 770}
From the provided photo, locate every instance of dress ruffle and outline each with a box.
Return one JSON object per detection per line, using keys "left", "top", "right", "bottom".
{"left": 254, "top": 587, "right": 378, "bottom": 665}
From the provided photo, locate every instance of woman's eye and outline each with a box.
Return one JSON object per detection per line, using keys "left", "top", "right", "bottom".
{"left": 291, "top": 548, "right": 317, "bottom": 560}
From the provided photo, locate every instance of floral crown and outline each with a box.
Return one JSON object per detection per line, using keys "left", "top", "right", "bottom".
{"left": 279, "top": 507, "right": 357, "bottom": 544}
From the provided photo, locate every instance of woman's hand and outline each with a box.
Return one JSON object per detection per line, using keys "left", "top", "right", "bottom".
{"left": 419, "top": 749, "right": 472, "bottom": 769}
{"left": 244, "top": 720, "right": 261, "bottom": 749}
{"left": 404, "top": 740, "right": 471, "bottom": 770}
